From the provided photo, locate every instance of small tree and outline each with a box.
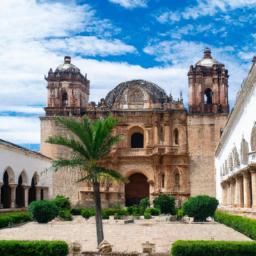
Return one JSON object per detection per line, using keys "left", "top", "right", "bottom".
{"left": 153, "top": 194, "right": 176, "bottom": 214}
{"left": 183, "top": 195, "right": 218, "bottom": 222}
{"left": 47, "top": 116, "right": 125, "bottom": 245}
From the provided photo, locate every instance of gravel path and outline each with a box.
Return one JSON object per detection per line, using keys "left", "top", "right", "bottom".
{"left": 0, "top": 217, "right": 251, "bottom": 253}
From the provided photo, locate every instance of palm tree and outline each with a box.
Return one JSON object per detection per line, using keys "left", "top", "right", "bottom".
{"left": 47, "top": 116, "right": 124, "bottom": 245}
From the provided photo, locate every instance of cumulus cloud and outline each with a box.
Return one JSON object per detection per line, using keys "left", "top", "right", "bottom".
{"left": 157, "top": 0, "right": 256, "bottom": 23}
{"left": 108, "top": 0, "right": 148, "bottom": 9}
{"left": 45, "top": 36, "right": 137, "bottom": 57}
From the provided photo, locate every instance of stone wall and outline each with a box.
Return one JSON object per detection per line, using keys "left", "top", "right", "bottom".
{"left": 187, "top": 114, "right": 228, "bottom": 197}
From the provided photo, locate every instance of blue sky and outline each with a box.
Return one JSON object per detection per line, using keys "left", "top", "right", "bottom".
{"left": 0, "top": 0, "right": 256, "bottom": 149}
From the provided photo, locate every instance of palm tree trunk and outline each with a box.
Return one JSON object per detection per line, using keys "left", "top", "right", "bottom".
{"left": 93, "top": 181, "right": 104, "bottom": 245}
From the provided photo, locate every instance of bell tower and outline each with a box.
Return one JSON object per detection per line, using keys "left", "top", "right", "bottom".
{"left": 45, "top": 56, "right": 90, "bottom": 116}
{"left": 188, "top": 48, "right": 229, "bottom": 114}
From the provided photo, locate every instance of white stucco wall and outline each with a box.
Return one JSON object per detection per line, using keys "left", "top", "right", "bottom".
{"left": 0, "top": 143, "right": 53, "bottom": 198}
{"left": 215, "top": 69, "right": 256, "bottom": 203}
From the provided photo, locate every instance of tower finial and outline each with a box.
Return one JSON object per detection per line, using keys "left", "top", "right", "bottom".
{"left": 64, "top": 56, "right": 71, "bottom": 64}
{"left": 204, "top": 47, "right": 212, "bottom": 58}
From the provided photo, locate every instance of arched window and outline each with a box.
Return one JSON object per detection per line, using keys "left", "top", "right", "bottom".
{"left": 131, "top": 133, "right": 144, "bottom": 148}
{"left": 174, "top": 171, "right": 180, "bottom": 192}
{"left": 175, "top": 173, "right": 180, "bottom": 186}
{"left": 204, "top": 88, "right": 213, "bottom": 105}
{"left": 174, "top": 129, "right": 179, "bottom": 145}
{"left": 61, "top": 91, "right": 68, "bottom": 107}
{"left": 161, "top": 174, "right": 165, "bottom": 188}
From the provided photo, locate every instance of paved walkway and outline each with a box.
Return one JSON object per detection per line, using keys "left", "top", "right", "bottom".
{"left": 0, "top": 217, "right": 251, "bottom": 253}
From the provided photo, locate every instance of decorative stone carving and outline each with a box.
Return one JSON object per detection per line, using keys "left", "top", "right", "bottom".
{"left": 240, "top": 138, "right": 249, "bottom": 164}
{"left": 98, "top": 240, "right": 112, "bottom": 253}
{"left": 251, "top": 123, "right": 256, "bottom": 151}
{"left": 232, "top": 146, "right": 240, "bottom": 167}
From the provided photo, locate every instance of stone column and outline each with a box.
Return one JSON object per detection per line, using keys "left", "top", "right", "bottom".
{"left": 164, "top": 125, "right": 170, "bottom": 145}
{"left": 235, "top": 177, "right": 240, "bottom": 207}
{"left": 221, "top": 183, "right": 227, "bottom": 206}
{"left": 243, "top": 172, "right": 251, "bottom": 208}
{"left": 24, "top": 186, "right": 29, "bottom": 207}
{"left": 36, "top": 187, "right": 41, "bottom": 201}
{"left": 251, "top": 170, "right": 256, "bottom": 209}
{"left": 231, "top": 179, "right": 236, "bottom": 206}
{"left": 43, "top": 187, "right": 49, "bottom": 200}
{"left": 9, "top": 184, "right": 17, "bottom": 208}
{"left": 153, "top": 124, "right": 158, "bottom": 145}
{"left": 227, "top": 182, "right": 231, "bottom": 206}
{"left": 0, "top": 182, "right": 3, "bottom": 208}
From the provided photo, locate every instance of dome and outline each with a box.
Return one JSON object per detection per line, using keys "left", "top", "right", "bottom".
{"left": 105, "top": 79, "right": 168, "bottom": 109}
{"left": 196, "top": 48, "right": 220, "bottom": 67}
{"left": 55, "top": 56, "right": 80, "bottom": 73}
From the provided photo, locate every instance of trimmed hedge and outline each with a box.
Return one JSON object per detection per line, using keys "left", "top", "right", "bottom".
{"left": 171, "top": 240, "right": 256, "bottom": 256}
{"left": 183, "top": 195, "right": 218, "bottom": 221}
{"left": 28, "top": 200, "right": 58, "bottom": 223}
{"left": 0, "top": 212, "right": 32, "bottom": 229}
{"left": 214, "top": 210, "right": 256, "bottom": 240}
{"left": 0, "top": 240, "right": 68, "bottom": 256}
{"left": 153, "top": 194, "right": 176, "bottom": 214}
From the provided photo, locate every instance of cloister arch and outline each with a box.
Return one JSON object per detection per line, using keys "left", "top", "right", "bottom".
{"left": 1, "top": 170, "right": 12, "bottom": 208}
{"left": 28, "top": 173, "right": 39, "bottom": 204}
{"left": 125, "top": 172, "right": 149, "bottom": 206}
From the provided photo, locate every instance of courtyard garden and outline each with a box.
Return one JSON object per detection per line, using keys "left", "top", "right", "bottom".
{"left": 0, "top": 194, "right": 256, "bottom": 255}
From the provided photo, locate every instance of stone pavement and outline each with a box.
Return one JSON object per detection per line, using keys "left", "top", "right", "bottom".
{"left": 0, "top": 217, "right": 251, "bottom": 253}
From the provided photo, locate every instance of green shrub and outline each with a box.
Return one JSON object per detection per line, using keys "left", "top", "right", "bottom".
{"left": 183, "top": 195, "right": 218, "bottom": 222}
{"left": 53, "top": 195, "right": 71, "bottom": 210}
{"left": 144, "top": 208, "right": 160, "bottom": 216}
{"left": 70, "top": 208, "right": 83, "bottom": 215}
{"left": 59, "top": 209, "right": 72, "bottom": 221}
{"left": 127, "top": 206, "right": 134, "bottom": 215}
{"left": 81, "top": 208, "right": 95, "bottom": 219}
{"left": 29, "top": 200, "right": 58, "bottom": 223}
{"left": 171, "top": 240, "right": 256, "bottom": 256}
{"left": 153, "top": 194, "right": 176, "bottom": 214}
{"left": 177, "top": 208, "right": 185, "bottom": 220}
{"left": 0, "top": 240, "right": 68, "bottom": 256}
{"left": 144, "top": 212, "right": 151, "bottom": 219}
{"left": 139, "top": 198, "right": 150, "bottom": 211}
{"left": 214, "top": 211, "right": 256, "bottom": 240}
{"left": 102, "top": 208, "right": 128, "bottom": 219}
{"left": 0, "top": 212, "right": 32, "bottom": 229}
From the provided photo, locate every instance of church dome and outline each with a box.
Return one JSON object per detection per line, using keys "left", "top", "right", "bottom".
{"left": 55, "top": 56, "right": 80, "bottom": 73}
{"left": 196, "top": 48, "right": 220, "bottom": 67}
{"left": 105, "top": 80, "right": 168, "bottom": 109}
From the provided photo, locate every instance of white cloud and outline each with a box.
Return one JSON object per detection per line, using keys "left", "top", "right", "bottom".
{"left": 45, "top": 36, "right": 137, "bottom": 56}
{"left": 157, "top": 0, "right": 256, "bottom": 23}
{"left": 0, "top": 116, "right": 40, "bottom": 144}
{"left": 109, "top": 0, "right": 148, "bottom": 9}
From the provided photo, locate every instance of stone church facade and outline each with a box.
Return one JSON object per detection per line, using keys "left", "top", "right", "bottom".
{"left": 40, "top": 49, "right": 229, "bottom": 207}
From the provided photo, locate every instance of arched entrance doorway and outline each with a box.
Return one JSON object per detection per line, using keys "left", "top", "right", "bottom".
{"left": 1, "top": 171, "right": 11, "bottom": 208}
{"left": 125, "top": 173, "right": 149, "bottom": 206}
{"left": 16, "top": 175, "right": 25, "bottom": 208}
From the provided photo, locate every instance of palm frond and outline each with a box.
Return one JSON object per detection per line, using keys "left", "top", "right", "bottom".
{"left": 96, "top": 167, "right": 127, "bottom": 183}
{"left": 51, "top": 158, "right": 84, "bottom": 170}
{"left": 97, "top": 134, "right": 123, "bottom": 159}
{"left": 47, "top": 135, "right": 90, "bottom": 159}
{"left": 76, "top": 174, "right": 93, "bottom": 183}
{"left": 55, "top": 116, "right": 93, "bottom": 156}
